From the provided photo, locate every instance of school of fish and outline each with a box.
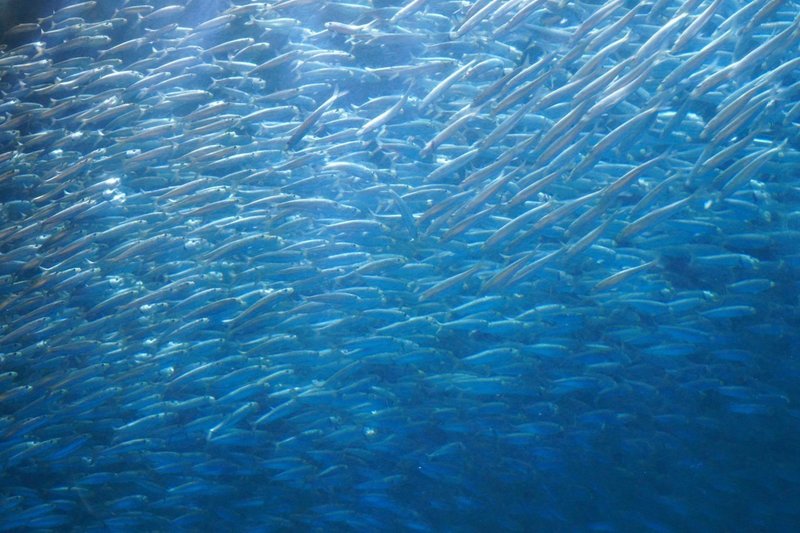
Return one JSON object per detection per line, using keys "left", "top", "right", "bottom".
{"left": 1, "top": 0, "right": 799, "bottom": 530}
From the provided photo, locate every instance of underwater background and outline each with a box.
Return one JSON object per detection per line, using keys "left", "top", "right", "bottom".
{"left": 1, "top": 0, "right": 799, "bottom": 530}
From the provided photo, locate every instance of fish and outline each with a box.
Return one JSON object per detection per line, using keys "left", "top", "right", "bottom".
{"left": 0, "top": 0, "right": 798, "bottom": 531}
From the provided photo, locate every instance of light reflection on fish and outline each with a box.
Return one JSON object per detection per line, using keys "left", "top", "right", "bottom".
{"left": 0, "top": 0, "right": 798, "bottom": 531}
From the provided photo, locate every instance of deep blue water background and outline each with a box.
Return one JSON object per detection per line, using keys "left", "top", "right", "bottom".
{"left": 1, "top": 0, "right": 799, "bottom": 531}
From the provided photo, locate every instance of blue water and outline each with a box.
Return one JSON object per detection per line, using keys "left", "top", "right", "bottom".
{"left": 0, "top": 0, "right": 799, "bottom": 530}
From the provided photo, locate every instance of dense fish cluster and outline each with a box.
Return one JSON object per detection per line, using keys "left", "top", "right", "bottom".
{"left": 1, "top": 0, "right": 799, "bottom": 530}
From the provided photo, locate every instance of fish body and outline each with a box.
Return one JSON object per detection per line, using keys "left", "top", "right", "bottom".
{"left": 0, "top": 1, "right": 797, "bottom": 531}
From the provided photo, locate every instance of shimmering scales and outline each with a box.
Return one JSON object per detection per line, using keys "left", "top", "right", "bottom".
{"left": 0, "top": 0, "right": 798, "bottom": 531}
